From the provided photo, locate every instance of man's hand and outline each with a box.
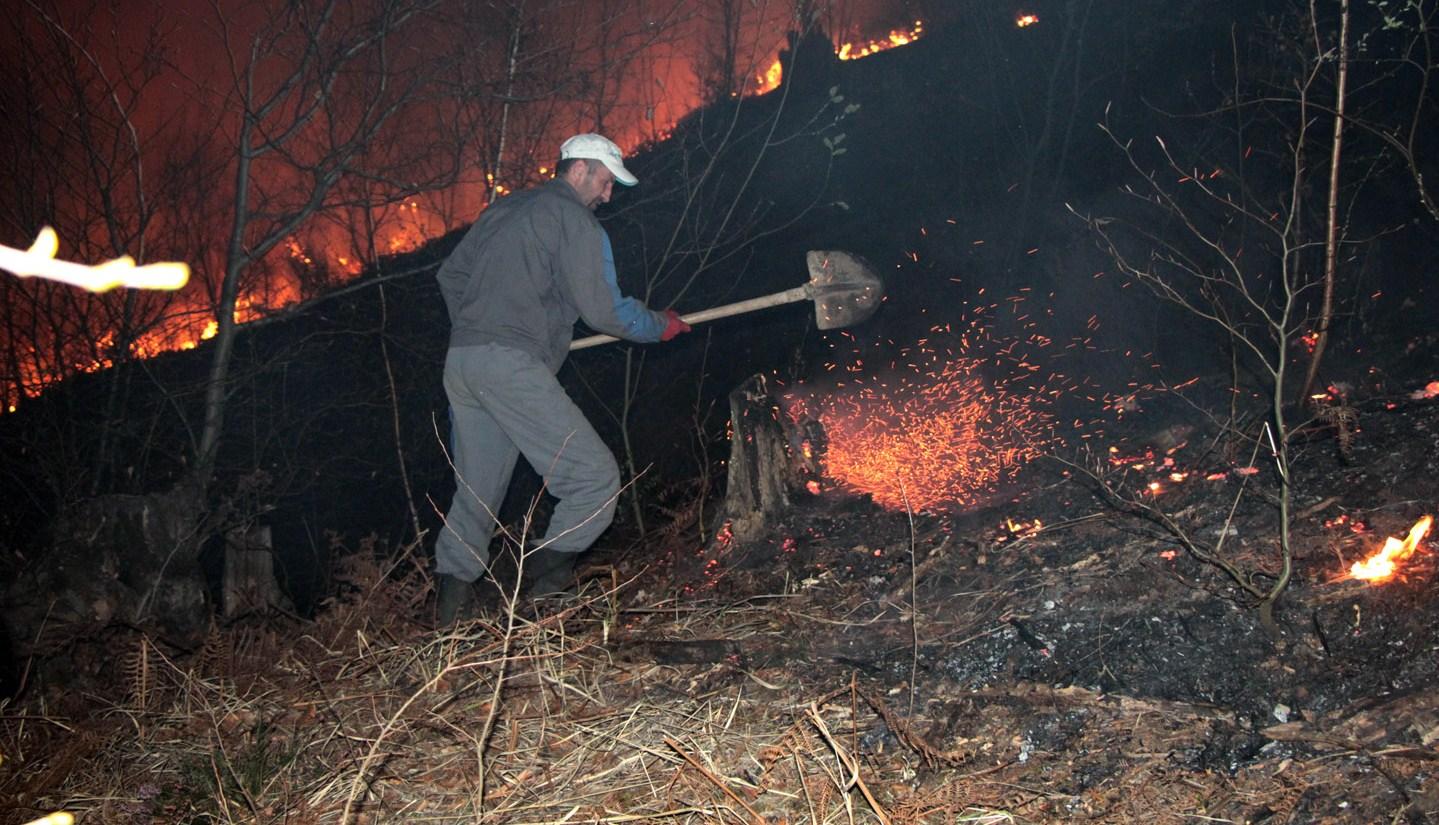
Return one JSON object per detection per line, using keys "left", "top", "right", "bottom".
{"left": 660, "top": 309, "right": 692, "bottom": 342}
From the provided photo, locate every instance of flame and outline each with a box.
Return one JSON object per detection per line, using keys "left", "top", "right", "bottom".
{"left": 0, "top": 227, "right": 188, "bottom": 292}
{"left": 5, "top": 196, "right": 450, "bottom": 412}
{"left": 1002, "top": 517, "right": 1043, "bottom": 539}
{"left": 837, "top": 21, "right": 925, "bottom": 61}
{"left": 752, "top": 20, "right": 926, "bottom": 94}
{"left": 1016, "top": 14, "right": 1040, "bottom": 27}
{"left": 1349, "top": 515, "right": 1432, "bottom": 582}
{"left": 754, "top": 59, "right": 784, "bottom": 94}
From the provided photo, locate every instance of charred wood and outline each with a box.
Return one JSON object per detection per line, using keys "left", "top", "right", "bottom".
{"left": 718, "top": 374, "right": 818, "bottom": 542}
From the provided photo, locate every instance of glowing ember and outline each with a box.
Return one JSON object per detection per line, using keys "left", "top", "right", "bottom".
{"left": 1325, "top": 513, "right": 1368, "bottom": 533}
{"left": 788, "top": 345, "right": 1054, "bottom": 511}
{"left": 1410, "top": 380, "right": 1439, "bottom": 400}
{"left": 1001, "top": 517, "right": 1043, "bottom": 540}
{"left": 1349, "top": 516, "right": 1432, "bottom": 582}
{"left": 1016, "top": 14, "right": 1040, "bottom": 27}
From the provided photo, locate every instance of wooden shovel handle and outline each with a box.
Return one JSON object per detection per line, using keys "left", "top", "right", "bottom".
{"left": 569, "top": 285, "right": 811, "bottom": 350}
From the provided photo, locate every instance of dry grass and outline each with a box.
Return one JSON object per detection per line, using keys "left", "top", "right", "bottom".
{"left": 2, "top": 528, "right": 1433, "bottom": 825}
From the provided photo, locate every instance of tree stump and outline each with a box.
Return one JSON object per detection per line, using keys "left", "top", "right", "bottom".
{"left": 2, "top": 481, "right": 210, "bottom": 662}
{"left": 222, "top": 525, "right": 293, "bottom": 618}
{"left": 720, "top": 374, "right": 822, "bottom": 542}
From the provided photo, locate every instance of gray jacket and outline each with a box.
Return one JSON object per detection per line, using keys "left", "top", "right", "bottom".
{"left": 436, "top": 178, "right": 666, "bottom": 371}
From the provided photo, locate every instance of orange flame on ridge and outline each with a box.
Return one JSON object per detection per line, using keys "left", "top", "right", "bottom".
{"left": 837, "top": 20, "right": 925, "bottom": 60}
{"left": 1349, "top": 515, "right": 1432, "bottom": 582}
{"left": 753, "top": 60, "right": 785, "bottom": 94}
{"left": 752, "top": 20, "right": 926, "bottom": 94}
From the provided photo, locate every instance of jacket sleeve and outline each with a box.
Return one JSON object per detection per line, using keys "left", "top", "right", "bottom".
{"left": 598, "top": 231, "right": 667, "bottom": 342}
{"left": 557, "top": 212, "right": 668, "bottom": 342}
{"left": 434, "top": 224, "right": 480, "bottom": 325}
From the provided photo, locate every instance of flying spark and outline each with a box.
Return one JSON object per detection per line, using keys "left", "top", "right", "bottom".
{"left": 788, "top": 325, "right": 1056, "bottom": 511}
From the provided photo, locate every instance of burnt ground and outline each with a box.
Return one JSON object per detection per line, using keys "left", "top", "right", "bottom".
{"left": 596, "top": 381, "right": 1439, "bottom": 822}
{"left": 2, "top": 384, "right": 1437, "bottom": 824}
{"left": 698, "top": 391, "right": 1439, "bottom": 729}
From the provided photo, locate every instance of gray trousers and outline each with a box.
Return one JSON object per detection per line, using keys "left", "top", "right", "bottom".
{"left": 434, "top": 343, "right": 620, "bottom": 582}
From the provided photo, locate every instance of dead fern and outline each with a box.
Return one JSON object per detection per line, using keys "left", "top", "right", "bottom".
{"left": 191, "top": 616, "right": 226, "bottom": 682}
{"left": 123, "top": 634, "right": 155, "bottom": 712}
{"left": 757, "top": 718, "right": 818, "bottom": 777}
{"left": 650, "top": 480, "right": 709, "bottom": 546}
{"left": 1317, "top": 404, "right": 1359, "bottom": 462}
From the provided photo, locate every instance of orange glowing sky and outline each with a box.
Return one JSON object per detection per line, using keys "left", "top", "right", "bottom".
{"left": 4, "top": 0, "right": 931, "bottom": 406}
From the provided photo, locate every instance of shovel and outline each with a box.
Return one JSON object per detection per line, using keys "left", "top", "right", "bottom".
{"left": 570, "top": 249, "right": 883, "bottom": 350}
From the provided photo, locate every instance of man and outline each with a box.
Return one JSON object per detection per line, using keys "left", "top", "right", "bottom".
{"left": 433, "top": 133, "right": 689, "bottom": 623}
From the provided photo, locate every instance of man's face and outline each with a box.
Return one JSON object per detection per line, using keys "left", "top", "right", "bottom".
{"left": 573, "top": 162, "right": 615, "bottom": 210}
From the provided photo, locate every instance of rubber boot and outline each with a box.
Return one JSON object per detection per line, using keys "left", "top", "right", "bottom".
{"left": 527, "top": 549, "right": 579, "bottom": 598}
{"left": 436, "top": 573, "right": 475, "bottom": 625}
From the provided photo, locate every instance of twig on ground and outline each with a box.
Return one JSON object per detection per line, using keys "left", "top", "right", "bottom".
{"left": 862, "top": 690, "right": 973, "bottom": 768}
{"left": 664, "top": 736, "right": 766, "bottom": 824}
{"left": 805, "top": 703, "right": 893, "bottom": 825}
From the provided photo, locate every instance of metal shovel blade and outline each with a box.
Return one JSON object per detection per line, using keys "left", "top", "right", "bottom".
{"left": 805, "top": 249, "right": 883, "bottom": 330}
{"left": 570, "top": 248, "right": 884, "bottom": 350}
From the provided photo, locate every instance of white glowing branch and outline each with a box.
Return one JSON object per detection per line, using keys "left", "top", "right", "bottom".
{"left": 0, "top": 227, "right": 189, "bottom": 292}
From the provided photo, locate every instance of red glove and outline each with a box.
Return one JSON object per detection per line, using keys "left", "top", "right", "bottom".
{"left": 660, "top": 309, "right": 691, "bottom": 342}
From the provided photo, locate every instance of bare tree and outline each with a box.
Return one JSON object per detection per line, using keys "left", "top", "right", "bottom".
{"left": 1067, "top": 8, "right": 1366, "bottom": 627}
{"left": 1293, "top": 0, "right": 1439, "bottom": 396}
{"left": 1, "top": 0, "right": 480, "bottom": 653}
{"left": 579, "top": 0, "right": 693, "bottom": 132}
{"left": 698, "top": 0, "right": 747, "bottom": 101}
{"left": 1347, "top": 0, "right": 1439, "bottom": 224}
{"left": 0, "top": 0, "right": 207, "bottom": 497}
{"left": 1299, "top": 0, "right": 1352, "bottom": 402}
{"left": 191, "top": 0, "right": 461, "bottom": 492}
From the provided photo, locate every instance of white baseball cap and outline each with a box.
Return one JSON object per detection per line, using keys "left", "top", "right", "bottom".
{"left": 559, "top": 133, "right": 638, "bottom": 186}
